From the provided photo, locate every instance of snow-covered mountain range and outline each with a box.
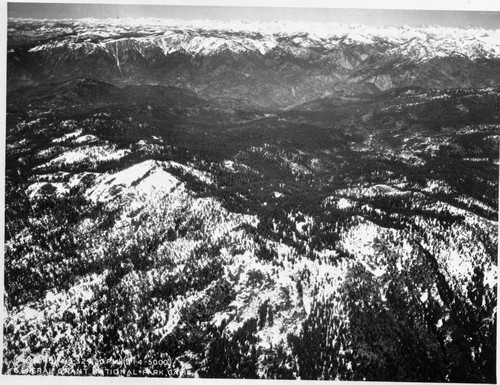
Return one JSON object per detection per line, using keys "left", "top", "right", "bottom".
{"left": 9, "top": 18, "right": 500, "bottom": 58}
{"left": 8, "top": 18, "right": 500, "bottom": 107}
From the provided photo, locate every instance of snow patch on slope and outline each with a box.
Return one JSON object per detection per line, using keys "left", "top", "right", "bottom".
{"left": 88, "top": 160, "right": 181, "bottom": 202}
{"left": 37, "top": 144, "right": 129, "bottom": 169}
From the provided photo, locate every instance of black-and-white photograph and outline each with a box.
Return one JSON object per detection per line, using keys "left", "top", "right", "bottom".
{"left": 2, "top": 0, "right": 499, "bottom": 382}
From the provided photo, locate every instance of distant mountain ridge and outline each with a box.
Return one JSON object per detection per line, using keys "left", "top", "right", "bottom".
{"left": 8, "top": 18, "right": 500, "bottom": 107}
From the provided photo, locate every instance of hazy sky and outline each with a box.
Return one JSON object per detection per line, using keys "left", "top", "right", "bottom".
{"left": 7, "top": 2, "right": 500, "bottom": 28}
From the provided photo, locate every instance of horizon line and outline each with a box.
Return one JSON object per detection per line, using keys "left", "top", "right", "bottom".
{"left": 7, "top": 4, "right": 500, "bottom": 29}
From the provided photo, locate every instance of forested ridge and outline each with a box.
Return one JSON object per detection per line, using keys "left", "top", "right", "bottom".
{"left": 3, "top": 79, "right": 497, "bottom": 381}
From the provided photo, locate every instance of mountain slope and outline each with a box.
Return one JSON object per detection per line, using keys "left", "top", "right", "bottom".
{"left": 4, "top": 75, "right": 498, "bottom": 380}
